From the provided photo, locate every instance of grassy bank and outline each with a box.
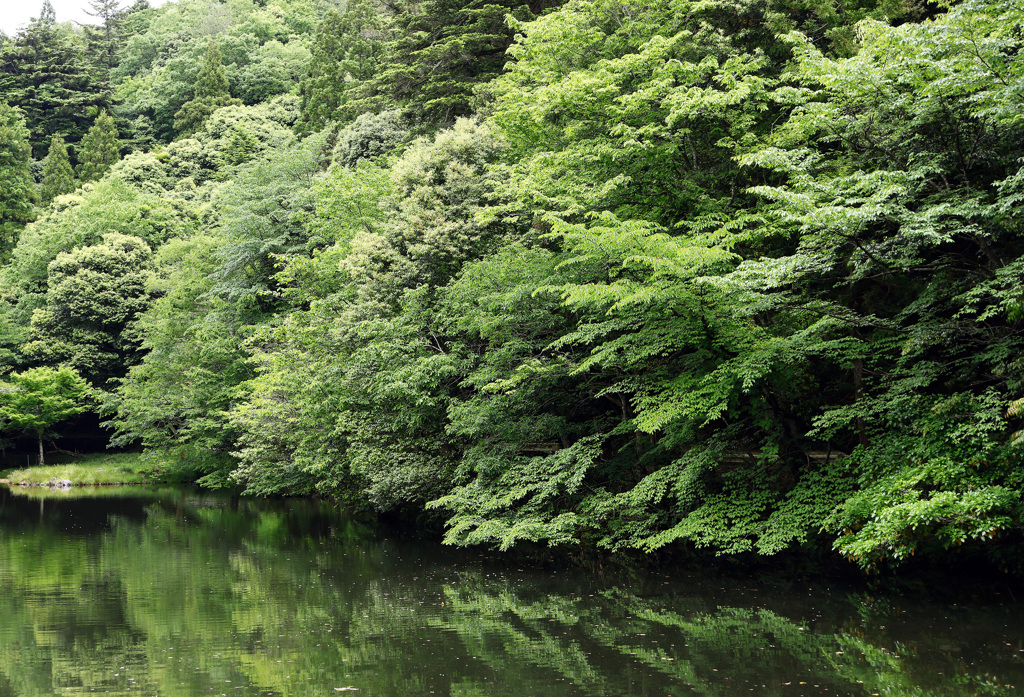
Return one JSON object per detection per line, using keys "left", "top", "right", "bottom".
{"left": 3, "top": 452, "right": 172, "bottom": 486}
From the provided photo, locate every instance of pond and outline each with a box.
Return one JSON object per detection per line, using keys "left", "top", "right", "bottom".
{"left": 0, "top": 485, "right": 1021, "bottom": 697}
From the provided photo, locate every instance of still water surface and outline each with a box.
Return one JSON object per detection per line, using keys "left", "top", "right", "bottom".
{"left": 0, "top": 485, "right": 1021, "bottom": 697}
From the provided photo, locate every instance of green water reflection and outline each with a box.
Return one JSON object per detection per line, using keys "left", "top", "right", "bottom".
{"left": 0, "top": 485, "right": 1020, "bottom": 697}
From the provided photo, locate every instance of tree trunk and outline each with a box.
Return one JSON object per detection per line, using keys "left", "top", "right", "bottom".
{"left": 37, "top": 433, "right": 44, "bottom": 467}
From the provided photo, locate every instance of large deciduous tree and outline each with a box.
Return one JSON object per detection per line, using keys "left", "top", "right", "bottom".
{"left": 735, "top": 1, "right": 1024, "bottom": 568}
{"left": 420, "top": 0, "right": 1024, "bottom": 566}
{"left": 25, "top": 233, "right": 153, "bottom": 387}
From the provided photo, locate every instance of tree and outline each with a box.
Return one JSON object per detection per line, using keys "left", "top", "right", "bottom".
{"left": 735, "top": 0, "right": 1024, "bottom": 568}
{"left": 111, "top": 0, "right": 153, "bottom": 39}
{"left": 24, "top": 233, "right": 153, "bottom": 387}
{"left": 233, "top": 40, "right": 310, "bottom": 106}
{"left": 2, "top": 177, "right": 193, "bottom": 301}
{"left": 331, "top": 109, "right": 407, "bottom": 169}
{"left": 77, "top": 109, "right": 121, "bottom": 181}
{"left": 297, "top": 1, "right": 383, "bottom": 133}
{"left": 106, "top": 235, "right": 253, "bottom": 487}
{"left": 0, "top": 101, "right": 35, "bottom": 256}
{"left": 228, "top": 120, "right": 515, "bottom": 507}
{"left": 82, "top": 0, "right": 124, "bottom": 81}
{"left": 0, "top": 366, "right": 92, "bottom": 466}
{"left": 40, "top": 133, "right": 75, "bottom": 202}
{"left": 173, "top": 37, "right": 241, "bottom": 136}
{"left": 371, "top": 0, "right": 561, "bottom": 126}
{"left": 0, "top": 0, "right": 110, "bottom": 153}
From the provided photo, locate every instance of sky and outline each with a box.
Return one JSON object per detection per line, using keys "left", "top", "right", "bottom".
{"left": 0, "top": 0, "right": 169, "bottom": 37}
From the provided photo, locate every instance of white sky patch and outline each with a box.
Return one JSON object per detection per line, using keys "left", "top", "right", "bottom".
{"left": 0, "top": 0, "right": 169, "bottom": 37}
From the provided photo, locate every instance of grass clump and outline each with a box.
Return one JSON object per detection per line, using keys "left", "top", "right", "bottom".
{"left": 4, "top": 452, "right": 169, "bottom": 486}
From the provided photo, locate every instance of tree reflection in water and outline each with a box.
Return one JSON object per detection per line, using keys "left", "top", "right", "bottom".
{"left": 0, "top": 485, "right": 1019, "bottom": 697}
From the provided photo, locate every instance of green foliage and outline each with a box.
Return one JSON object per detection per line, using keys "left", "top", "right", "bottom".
{"left": 0, "top": 366, "right": 92, "bottom": 466}
{"left": 420, "top": 0, "right": 1024, "bottom": 564}
{"left": 105, "top": 235, "right": 252, "bottom": 485}
{"left": 212, "top": 128, "right": 330, "bottom": 307}
{"left": 40, "top": 133, "right": 76, "bottom": 203}
{"left": 77, "top": 109, "right": 122, "bottom": 181}
{"left": 297, "top": 0, "right": 383, "bottom": 132}
{"left": 0, "top": 3, "right": 111, "bottom": 153}
{"left": 372, "top": 0, "right": 557, "bottom": 125}
{"left": 330, "top": 109, "right": 408, "bottom": 168}
{"left": 114, "top": 0, "right": 315, "bottom": 142}
{"left": 822, "top": 392, "right": 1024, "bottom": 569}
{"left": 0, "top": 0, "right": 1021, "bottom": 575}
{"left": 106, "top": 151, "right": 171, "bottom": 193}
{"left": 729, "top": 0, "right": 1024, "bottom": 566}
{"left": 2, "top": 176, "right": 193, "bottom": 298}
{"left": 172, "top": 37, "right": 242, "bottom": 136}
{"left": 80, "top": 0, "right": 125, "bottom": 94}
{"left": 233, "top": 40, "right": 310, "bottom": 105}
{"left": 380, "top": 118, "right": 512, "bottom": 291}
{"left": 228, "top": 120, "right": 515, "bottom": 507}
{"left": 24, "top": 233, "right": 153, "bottom": 386}
{"left": 106, "top": 124, "right": 328, "bottom": 489}
{"left": 0, "top": 101, "right": 35, "bottom": 256}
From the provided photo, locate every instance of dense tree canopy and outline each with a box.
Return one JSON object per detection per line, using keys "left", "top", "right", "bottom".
{"left": 2, "top": 0, "right": 1023, "bottom": 575}
{"left": 173, "top": 37, "right": 242, "bottom": 136}
{"left": 297, "top": 0, "right": 382, "bottom": 132}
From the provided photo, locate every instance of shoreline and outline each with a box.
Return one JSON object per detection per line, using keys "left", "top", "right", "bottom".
{"left": 3, "top": 480, "right": 149, "bottom": 487}
{"left": 1, "top": 454, "right": 166, "bottom": 487}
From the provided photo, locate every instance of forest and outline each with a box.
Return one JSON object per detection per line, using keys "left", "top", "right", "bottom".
{"left": 0, "top": 0, "right": 1022, "bottom": 573}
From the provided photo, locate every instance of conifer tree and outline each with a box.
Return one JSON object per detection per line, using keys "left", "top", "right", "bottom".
{"left": 41, "top": 133, "right": 75, "bottom": 202}
{"left": 0, "top": 101, "right": 36, "bottom": 256}
{"left": 173, "top": 37, "right": 241, "bottom": 136}
{"left": 372, "top": 0, "right": 559, "bottom": 125}
{"left": 82, "top": 0, "right": 124, "bottom": 85}
{"left": 114, "top": 0, "right": 153, "bottom": 38}
{"left": 297, "top": 0, "right": 383, "bottom": 133}
{"left": 222, "top": 127, "right": 261, "bottom": 166}
{"left": 77, "top": 109, "right": 121, "bottom": 182}
{"left": 0, "top": 0, "right": 110, "bottom": 153}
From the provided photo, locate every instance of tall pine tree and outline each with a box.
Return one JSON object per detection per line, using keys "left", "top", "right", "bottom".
{"left": 113, "top": 0, "right": 153, "bottom": 39}
{"left": 41, "top": 133, "right": 75, "bottom": 202}
{"left": 0, "top": 102, "right": 35, "bottom": 257}
{"left": 173, "top": 37, "right": 241, "bottom": 136}
{"left": 82, "top": 0, "right": 123, "bottom": 86}
{"left": 77, "top": 109, "right": 121, "bottom": 181}
{"left": 0, "top": 0, "right": 111, "bottom": 154}
{"left": 372, "top": 0, "right": 562, "bottom": 125}
{"left": 297, "top": 0, "right": 383, "bottom": 133}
